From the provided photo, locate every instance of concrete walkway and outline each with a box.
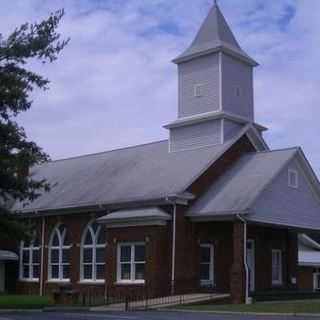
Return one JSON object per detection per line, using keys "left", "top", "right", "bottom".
{"left": 91, "top": 293, "right": 230, "bottom": 311}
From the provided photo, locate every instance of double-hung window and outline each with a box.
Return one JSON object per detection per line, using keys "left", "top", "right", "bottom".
{"left": 200, "top": 244, "right": 214, "bottom": 287}
{"left": 117, "top": 243, "right": 145, "bottom": 284}
{"left": 272, "top": 249, "right": 283, "bottom": 286}
{"left": 19, "top": 238, "right": 40, "bottom": 281}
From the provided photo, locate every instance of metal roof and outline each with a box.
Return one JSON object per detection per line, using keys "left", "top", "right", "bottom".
{"left": 188, "top": 148, "right": 299, "bottom": 217}
{"left": 98, "top": 208, "right": 171, "bottom": 223}
{"left": 173, "top": 3, "right": 257, "bottom": 66}
{"left": 12, "top": 130, "right": 248, "bottom": 214}
{"left": 0, "top": 250, "right": 18, "bottom": 261}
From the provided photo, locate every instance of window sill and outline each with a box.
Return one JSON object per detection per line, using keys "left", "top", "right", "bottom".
{"left": 78, "top": 280, "right": 105, "bottom": 285}
{"left": 114, "top": 281, "right": 145, "bottom": 286}
{"left": 272, "top": 282, "right": 283, "bottom": 287}
{"left": 46, "top": 279, "right": 71, "bottom": 284}
{"left": 19, "top": 279, "right": 39, "bottom": 283}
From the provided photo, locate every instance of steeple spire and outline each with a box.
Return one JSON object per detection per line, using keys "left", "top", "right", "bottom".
{"left": 173, "top": 4, "right": 257, "bottom": 66}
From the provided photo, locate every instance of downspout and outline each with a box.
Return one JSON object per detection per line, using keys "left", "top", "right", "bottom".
{"left": 40, "top": 216, "right": 45, "bottom": 297}
{"left": 171, "top": 203, "right": 177, "bottom": 296}
{"left": 237, "top": 214, "right": 249, "bottom": 304}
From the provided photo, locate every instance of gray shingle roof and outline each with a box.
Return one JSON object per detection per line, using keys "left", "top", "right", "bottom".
{"left": 188, "top": 148, "right": 299, "bottom": 217}
{"left": 13, "top": 135, "right": 241, "bottom": 214}
{"left": 173, "top": 4, "right": 257, "bottom": 66}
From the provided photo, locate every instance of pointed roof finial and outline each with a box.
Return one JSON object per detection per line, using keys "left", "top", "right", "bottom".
{"left": 173, "top": 1, "right": 258, "bottom": 66}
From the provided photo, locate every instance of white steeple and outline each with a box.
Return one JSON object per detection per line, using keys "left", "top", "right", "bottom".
{"left": 165, "top": 3, "right": 266, "bottom": 153}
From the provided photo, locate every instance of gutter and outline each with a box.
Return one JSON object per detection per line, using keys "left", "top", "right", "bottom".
{"left": 236, "top": 214, "right": 250, "bottom": 304}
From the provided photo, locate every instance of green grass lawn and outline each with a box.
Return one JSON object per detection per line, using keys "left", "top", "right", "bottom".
{"left": 177, "top": 300, "right": 320, "bottom": 314}
{"left": 0, "top": 295, "right": 53, "bottom": 309}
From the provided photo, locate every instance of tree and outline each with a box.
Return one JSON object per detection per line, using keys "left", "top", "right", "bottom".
{"left": 0, "top": 10, "right": 69, "bottom": 241}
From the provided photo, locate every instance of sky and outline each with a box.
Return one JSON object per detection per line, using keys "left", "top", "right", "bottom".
{"left": 1, "top": 0, "right": 319, "bottom": 176}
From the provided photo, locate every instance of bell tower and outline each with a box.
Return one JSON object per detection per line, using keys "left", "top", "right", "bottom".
{"left": 165, "top": 3, "right": 266, "bottom": 152}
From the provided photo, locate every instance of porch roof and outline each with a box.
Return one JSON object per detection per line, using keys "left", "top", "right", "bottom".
{"left": 0, "top": 250, "right": 18, "bottom": 261}
{"left": 97, "top": 207, "right": 171, "bottom": 228}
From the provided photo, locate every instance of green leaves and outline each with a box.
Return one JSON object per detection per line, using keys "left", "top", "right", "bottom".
{"left": 0, "top": 9, "right": 68, "bottom": 240}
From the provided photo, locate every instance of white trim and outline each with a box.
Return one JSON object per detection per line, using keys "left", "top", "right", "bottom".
{"left": 46, "top": 279, "right": 71, "bottom": 284}
{"left": 194, "top": 83, "right": 205, "bottom": 98}
{"left": 40, "top": 217, "right": 45, "bottom": 296}
{"left": 271, "top": 249, "right": 283, "bottom": 286}
{"left": 80, "top": 221, "right": 106, "bottom": 282}
{"left": 220, "top": 118, "right": 224, "bottom": 144}
{"left": 288, "top": 168, "right": 299, "bottom": 189}
{"left": 19, "top": 240, "right": 40, "bottom": 282}
{"left": 117, "top": 242, "right": 146, "bottom": 284}
{"left": 199, "top": 243, "right": 214, "bottom": 287}
{"left": 78, "top": 280, "right": 105, "bottom": 285}
{"left": 219, "top": 52, "right": 223, "bottom": 111}
{"left": 48, "top": 224, "right": 71, "bottom": 282}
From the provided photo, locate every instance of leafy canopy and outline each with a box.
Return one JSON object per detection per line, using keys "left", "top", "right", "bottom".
{"left": 0, "top": 10, "right": 69, "bottom": 240}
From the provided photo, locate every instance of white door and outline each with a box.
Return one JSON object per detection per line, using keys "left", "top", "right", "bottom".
{"left": 0, "top": 263, "right": 5, "bottom": 293}
{"left": 247, "top": 240, "right": 255, "bottom": 292}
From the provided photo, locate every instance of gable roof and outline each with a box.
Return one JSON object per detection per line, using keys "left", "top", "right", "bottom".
{"left": 188, "top": 147, "right": 298, "bottom": 218}
{"left": 12, "top": 125, "right": 263, "bottom": 215}
{"left": 173, "top": 4, "right": 257, "bottom": 66}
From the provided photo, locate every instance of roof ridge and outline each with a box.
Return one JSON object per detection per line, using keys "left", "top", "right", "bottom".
{"left": 45, "top": 139, "right": 168, "bottom": 165}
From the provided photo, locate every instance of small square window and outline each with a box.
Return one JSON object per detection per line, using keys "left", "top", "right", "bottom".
{"left": 288, "top": 169, "right": 299, "bottom": 188}
{"left": 194, "top": 84, "right": 204, "bottom": 97}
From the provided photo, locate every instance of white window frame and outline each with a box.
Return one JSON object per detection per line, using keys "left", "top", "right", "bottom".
{"left": 288, "top": 168, "right": 299, "bottom": 189}
{"left": 271, "top": 249, "right": 283, "bottom": 286}
{"left": 117, "top": 242, "right": 145, "bottom": 284}
{"left": 200, "top": 243, "right": 214, "bottom": 287}
{"left": 48, "top": 225, "right": 71, "bottom": 282}
{"left": 19, "top": 240, "right": 40, "bottom": 282}
{"left": 80, "top": 222, "right": 106, "bottom": 283}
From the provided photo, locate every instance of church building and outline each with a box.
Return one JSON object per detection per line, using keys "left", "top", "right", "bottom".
{"left": 4, "top": 3, "right": 320, "bottom": 304}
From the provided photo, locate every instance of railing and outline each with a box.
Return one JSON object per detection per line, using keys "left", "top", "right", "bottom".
{"left": 53, "top": 278, "right": 220, "bottom": 310}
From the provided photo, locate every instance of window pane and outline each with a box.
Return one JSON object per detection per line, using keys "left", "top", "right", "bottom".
{"left": 83, "top": 264, "right": 93, "bottom": 280}
{"left": 33, "top": 238, "right": 40, "bottom": 247}
{"left": 96, "top": 264, "right": 105, "bottom": 280}
{"left": 135, "top": 263, "right": 145, "bottom": 280}
{"left": 62, "top": 249, "right": 69, "bottom": 263}
{"left": 134, "top": 245, "right": 145, "bottom": 262}
{"left": 32, "top": 249, "right": 40, "bottom": 264}
{"left": 200, "top": 264, "right": 210, "bottom": 281}
{"left": 52, "top": 233, "right": 59, "bottom": 246}
{"left": 121, "top": 264, "right": 131, "bottom": 280}
{"left": 96, "top": 248, "right": 105, "bottom": 264}
{"left": 84, "top": 230, "right": 93, "bottom": 245}
{"left": 63, "top": 265, "right": 70, "bottom": 279}
{"left": 120, "top": 246, "right": 131, "bottom": 262}
{"left": 23, "top": 265, "right": 29, "bottom": 279}
{"left": 51, "top": 265, "right": 59, "bottom": 279}
{"left": 51, "top": 249, "right": 59, "bottom": 263}
{"left": 91, "top": 223, "right": 99, "bottom": 233}
{"left": 97, "top": 228, "right": 105, "bottom": 245}
{"left": 83, "top": 248, "right": 93, "bottom": 263}
{"left": 23, "top": 250, "right": 29, "bottom": 264}
{"left": 200, "top": 247, "right": 211, "bottom": 263}
{"left": 32, "top": 265, "right": 40, "bottom": 279}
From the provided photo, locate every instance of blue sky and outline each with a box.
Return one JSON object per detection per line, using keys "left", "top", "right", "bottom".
{"left": 1, "top": 0, "right": 319, "bottom": 176}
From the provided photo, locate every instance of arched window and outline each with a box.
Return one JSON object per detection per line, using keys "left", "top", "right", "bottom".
{"left": 80, "top": 222, "right": 106, "bottom": 282}
{"left": 19, "top": 237, "right": 40, "bottom": 281}
{"left": 48, "top": 224, "right": 71, "bottom": 281}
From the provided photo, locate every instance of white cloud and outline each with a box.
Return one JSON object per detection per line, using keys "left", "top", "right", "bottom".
{"left": 1, "top": 0, "right": 319, "bottom": 176}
